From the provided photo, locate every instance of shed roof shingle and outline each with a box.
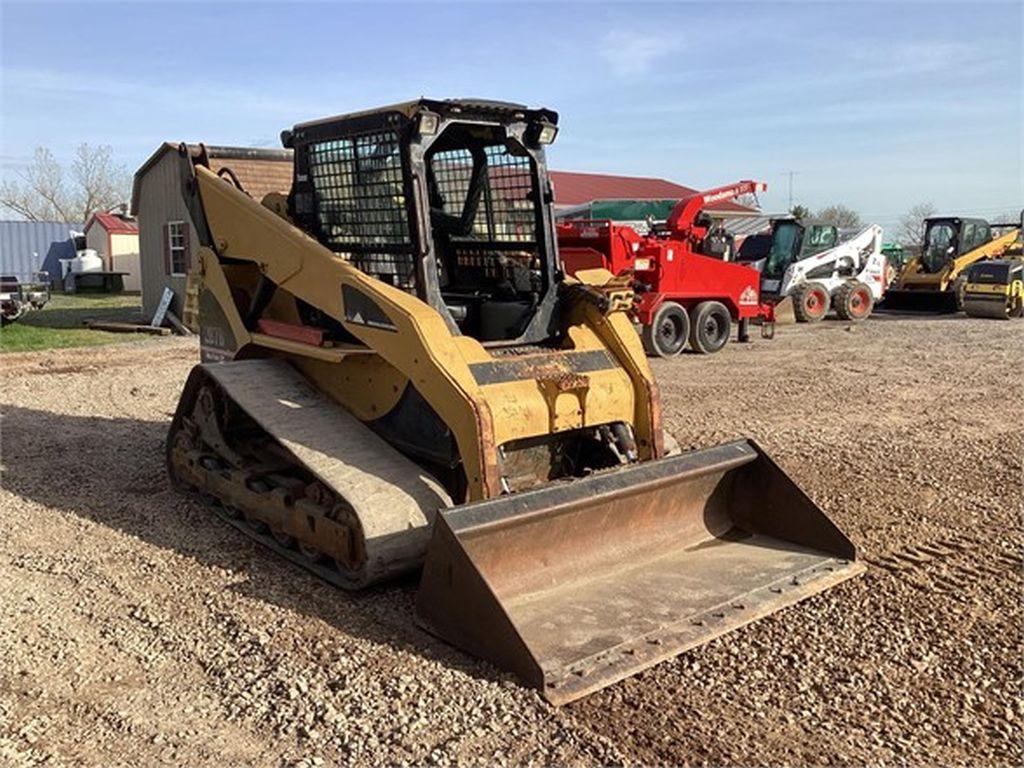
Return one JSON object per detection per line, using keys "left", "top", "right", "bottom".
{"left": 132, "top": 143, "right": 294, "bottom": 214}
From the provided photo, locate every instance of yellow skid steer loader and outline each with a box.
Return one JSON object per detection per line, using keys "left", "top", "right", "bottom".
{"left": 166, "top": 99, "right": 863, "bottom": 704}
{"left": 883, "top": 212, "right": 1022, "bottom": 312}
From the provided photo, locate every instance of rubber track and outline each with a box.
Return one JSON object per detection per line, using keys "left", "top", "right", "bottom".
{"left": 190, "top": 489, "right": 358, "bottom": 589}
{"left": 171, "top": 360, "right": 451, "bottom": 587}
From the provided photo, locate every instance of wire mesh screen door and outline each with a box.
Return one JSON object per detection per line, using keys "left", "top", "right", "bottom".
{"left": 428, "top": 142, "right": 539, "bottom": 281}
{"left": 307, "top": 131, "right": 417, "bottom": 290}
{"left": 429, "top": 144, "right": 536, "bottom": 243}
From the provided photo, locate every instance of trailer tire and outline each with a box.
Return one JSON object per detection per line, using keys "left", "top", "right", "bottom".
{"left": 688, "top": 301, "right": 731, "bottom": 354}
{"left": 642, "top": 302, "right": 689, "bottom": 357}
{"left": 834, "top": 281, "right": 874, "bottom": 321}
{"left": 792, "top": 282, "right": 830, "bottom": 323}
{"left": 0, "top": 302, "right": 25, "bottom": 326}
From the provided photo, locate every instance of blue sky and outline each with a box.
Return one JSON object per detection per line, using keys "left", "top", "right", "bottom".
{"left": 1, "top": 1, "right": 1021, "bottom": 230}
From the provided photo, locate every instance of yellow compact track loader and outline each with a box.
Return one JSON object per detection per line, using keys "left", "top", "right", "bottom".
{"left": 166, "top": 99, "right": 863, "bottom": 704}
{"left": 883, "top": 213, "right": 1022, "bottom": 312}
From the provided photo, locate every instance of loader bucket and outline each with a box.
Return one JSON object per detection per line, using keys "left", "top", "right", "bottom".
{"left": 771, "top": 296, "right": 796, "bottom": 325}
{"left": 879, "top": 289, "right": 959, "bottom": 313}
{"left": 415, "top": 440, "right": 864, "bottom": 704}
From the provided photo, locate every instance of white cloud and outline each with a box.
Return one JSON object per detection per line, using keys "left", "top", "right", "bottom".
{"left": 599, "top": 29, "right": 682, "bottom": 78}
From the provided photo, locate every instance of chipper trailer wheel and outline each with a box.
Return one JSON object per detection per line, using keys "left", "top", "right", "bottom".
{"left": 688, "top": 301, "right": 732, "bottom": 354}
{"left": 833, "top": 281, "right": 874, "bottom": 321}
{"left": 642, "top": 301, "right": 690, "bottom": 357}
{"left": 792, "top": 282, "right": 830, "bottom": 323}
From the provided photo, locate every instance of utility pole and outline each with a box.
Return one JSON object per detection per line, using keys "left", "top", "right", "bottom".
{"left": 785, "top": 171, "right": 798, "bottom": 211}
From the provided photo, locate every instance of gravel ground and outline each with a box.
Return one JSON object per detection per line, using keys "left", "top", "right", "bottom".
{"left": 1, "top": 316, "right": 1021, "bottom": 766}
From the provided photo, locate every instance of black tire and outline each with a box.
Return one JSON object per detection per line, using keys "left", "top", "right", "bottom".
{"left": 642, "top": 301, "right": 690, "bottom": 357}
{"left": 791, "top": 282, "right": 830, "bottom": 323}
{"left": 688, "top": 301, "right": 731, "bottom": 354}
{"left": 834, "top": 281, "right": 874, "bottom": 321}
{"left": 0, "top": 302, "right": 25, "bottom": 326}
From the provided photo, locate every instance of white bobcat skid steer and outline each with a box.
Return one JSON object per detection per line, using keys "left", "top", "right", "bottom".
{"left": 766, "top": 224, "right": 886, "bottom": 323}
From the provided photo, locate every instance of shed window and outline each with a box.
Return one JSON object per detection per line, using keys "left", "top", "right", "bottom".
{"left": 167, "top": 221, "right": 189, "bottom": 275}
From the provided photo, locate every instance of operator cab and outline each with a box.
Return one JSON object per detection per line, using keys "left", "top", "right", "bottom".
{"left": 285, "top": 99, "right": 561, "bottom": 346}
{"left": 920, "top": 217, "right": 991, "bottom": 273}
{"left": 762, "top": 218, "right": 838, "bottom": 279}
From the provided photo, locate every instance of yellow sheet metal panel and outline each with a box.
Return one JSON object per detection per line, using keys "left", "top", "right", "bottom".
{"left": 194, "top": 166, "right": 498, "bottom": 499}
{"left": 191, "top": 160, "right": 663, "bottom": 496}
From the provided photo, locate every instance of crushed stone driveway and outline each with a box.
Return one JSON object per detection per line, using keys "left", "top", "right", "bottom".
{"left": 1, "top": 316, "right": 1021, "bottom": 766}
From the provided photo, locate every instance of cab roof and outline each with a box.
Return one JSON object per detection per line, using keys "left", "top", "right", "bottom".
{"left": 290, "top": 98, "right": 557, "bottom": 134}
{"left": 774, "top": 217, "right": 833, "bottom": 229}
{"left": 924, "top": 216, "right": 991, "bottom": 227}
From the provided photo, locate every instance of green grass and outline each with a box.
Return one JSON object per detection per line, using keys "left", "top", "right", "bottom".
{"left": 0, "top": 293, "right": 147, "bottom": 354}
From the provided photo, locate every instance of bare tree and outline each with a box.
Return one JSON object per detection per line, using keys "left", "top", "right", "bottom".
{"left": 897, "top": 202, "right": 937, "bottom": 248}
{"left": 790, "top": 204, "right": 811, "bottom": 219}
{"left": 815, "top": 204, "right": 862, "bottom": 229}
{"left": 0, "top": 144, "right": 131, "bottom": 223}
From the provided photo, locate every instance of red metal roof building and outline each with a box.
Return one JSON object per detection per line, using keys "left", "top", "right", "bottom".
{"left": 86, "top": 211, "right": 139, "bottom": 236}
{"left": 84, "top": 211, "right": 141, "bottom": 290}
{"left": 549, "top": 171, "right": 755, "bottom": 215}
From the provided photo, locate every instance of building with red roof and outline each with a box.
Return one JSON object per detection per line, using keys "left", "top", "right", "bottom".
{"left": 85, "top": 209, "right": 140, "bottom": 291}
{"left": 549, "top": 170, "right": 757, "bottom": 217}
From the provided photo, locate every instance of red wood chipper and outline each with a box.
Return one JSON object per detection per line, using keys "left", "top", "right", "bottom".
{"left": 558, "top": 180, "right": 775, "bottom": 356}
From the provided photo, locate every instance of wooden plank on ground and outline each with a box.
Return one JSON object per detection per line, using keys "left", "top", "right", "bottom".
{"left": 87, "top": 321, "right": 172, "bottom": 336}
{"left": 164, "top": 310, "right": 194, "bottom": 336}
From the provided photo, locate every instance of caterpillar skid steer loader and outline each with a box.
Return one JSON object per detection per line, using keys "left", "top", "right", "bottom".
{"left": 882, "top": 213, "right": 1023, "bottom": 312}
{"left": 166, "top": 99, "right": 863, "bottom": 704}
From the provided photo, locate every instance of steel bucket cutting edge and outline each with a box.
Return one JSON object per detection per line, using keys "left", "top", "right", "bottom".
{"left": 414, "top": 440, "right": 865, "bottom": 704}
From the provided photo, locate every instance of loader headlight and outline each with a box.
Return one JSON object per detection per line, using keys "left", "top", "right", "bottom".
{"left": 417, "top": 111, "right": 440, "bottom": 136}
{"left": 527, "top": 120, "right": 558, "bottom": 146}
